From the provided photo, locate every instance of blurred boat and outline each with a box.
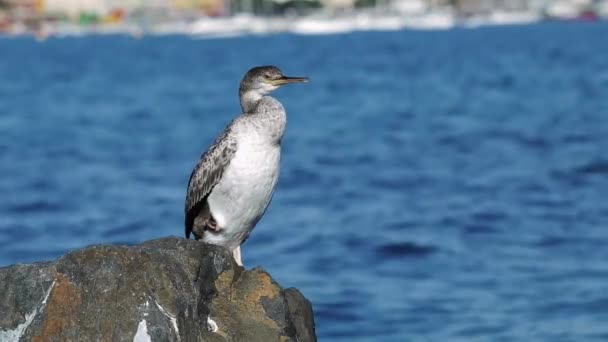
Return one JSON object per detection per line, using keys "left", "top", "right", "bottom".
{"left": 289, "top": 13, "right": 360, "bottom": 35}
{"left": 289, "top": 10, "right": 450, "bottom": 35}
{"left": 188, "top": 14, "right": 291, "bottom": 38}
{"left": 545, "top": 0, "right": 586, "bottom": 19}
{"left": 462, "top": 11, "right": 540, "bottom": 28}
{"left": 189, "top": 15, "right": 251, "bottom": 37}
{"left": 598, "top": 1, "right": 608, "bottom": 17}
{"left": 10, "top": 2, "right": 603, "bottom": 40}
{"left": 403, "top": 11, "right": 454, "bottom": 30}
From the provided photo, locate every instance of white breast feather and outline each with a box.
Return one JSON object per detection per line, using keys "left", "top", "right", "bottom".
{"left": 205, "top": 129, "right": 281, "bottom": 249}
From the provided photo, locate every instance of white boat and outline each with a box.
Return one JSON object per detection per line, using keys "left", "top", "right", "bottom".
{"left": 403, "top": 12, "right": 455, "bottom": 30}
{"left": 289, "top": 14, "right": 357, "bottom": 35}
{"left": 545, "top": 0, "right": 586, "bottom": 19}
{"left": 595, "top": 0, "right": 608, "bottom": 17}
{"left": 463, "top": 11, "right": 540, "bottom": 28}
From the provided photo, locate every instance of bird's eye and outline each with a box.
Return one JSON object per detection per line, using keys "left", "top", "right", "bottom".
{"left": 263, "top": 74, "right": 271, "bottom": 79}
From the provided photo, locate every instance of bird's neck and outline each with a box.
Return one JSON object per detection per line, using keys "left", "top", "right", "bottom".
{"left": 239, "top": 89, "right": 265, "bottom": 113}
{"left": 242, "top": 96, "right": 287, "bottom": 144}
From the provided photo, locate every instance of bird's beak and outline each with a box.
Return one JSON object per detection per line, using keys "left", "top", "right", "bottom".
{"left": 270, "top": 76, "right": 309, "bottom": 86}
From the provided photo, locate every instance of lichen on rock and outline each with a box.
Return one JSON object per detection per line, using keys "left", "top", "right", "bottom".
{"left": 0, "top": 237, "right": 316, "bottom": 342}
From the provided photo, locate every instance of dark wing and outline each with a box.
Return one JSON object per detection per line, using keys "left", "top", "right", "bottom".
{"left": 185, "top": 123, "right": 238, "bottom": 238}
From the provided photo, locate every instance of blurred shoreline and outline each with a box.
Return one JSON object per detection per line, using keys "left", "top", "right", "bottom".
{"left": 1, "top": 1, "right": 607, "bottom": 39}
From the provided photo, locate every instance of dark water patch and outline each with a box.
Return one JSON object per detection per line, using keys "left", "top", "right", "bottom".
{"left": 101, "top": 221, "right": 146, "bottom": 238}
{"left": 342, "top": 235, "right": 368, "bottom": 249}
{"left": 314, "top": 302, "right": 365, "bottom": 323}
{"left": 107, "top": 240, "right": 137, "bottom": 247}
{"left": 435, "top": 215, "right": 456, "bottom": 226}
{"left": 375, "top": 267, "right": 432, "bottom": 280}
{"left": 485, "top": 129, "right": 552, "bottom": 150}
{"left": 367, "top": 174, "right": 432, "bottom": 192}
{"left": 551, "top": 159, "right": 608, "bottom": 186}
{"left": 4, "top": 248, "right": 66, "bottom": 265}
{"left": 275, "top": 234, "right": 322, "bottom": 255}
{"left": 522, "top": 196, "right": 573, "bottom": 209}
{"left": 247, "top": 231, "right": 278, "bottom": 246}
{"left": 128, "top": 108, "right": 153, "bottom": 121}
{"left": 587, "top": 333, "right": 608, "bottom": 341}
{"left": 538, "top": 297, "right": 608, "bottom": 316}
{"left": 0, "top": 222, "right": 43, "bottom": 239}
{"left": 471, "top": 209, "right": 508, "bottom": 223}
{"left": 313, "top": 153, "right": 376, "bottom": 168}
{"left": 8, "top": 199, "right": 66, "bottom": 214}
{"left": 573, "top": 160, "right": 608, "bottom": 176}
{"left": 463, "top": 223, "right": 498, "bottom": 235}
{"left": 534, "top": 236, "right": 570, "bottom": 248}
{"left": 383, "top": 219, "right": 419, "bottom": 231}
{"left": 150, "top": 195, "right": 173, "bottom": 207}
{"left": 455, "top": 324, "right": 508, "bottom": 338}
{"left": 550, "top": 169, "right": 589, "bottom": 187}
{"left": 435, "top": 134, "right": 478, "bottom": 153}
{"left": 2, "top": 24, "right": 608, "bottom": 341}
{"left": 536, "top": 211, "right": 575, "bottom": 223}
{"left": 27, "top": 178, "right": 57, "bottom": 192}
{"left": 309, "top": 254, "right": 343, "bottom": 273}
{"left": 339, "top": 188, "right": 370, "bottom": 201}
{"left": 280, "top": 166, "right": 322, "bottom": 188}
{"left": 376, "top": 242, "right": 437, "bottom": 259}
{"left": 532, "top": 267, "right": 608, "bottom": 284}
{"left": 68, "top": 226, "right": 96, "bottom": 238}
{"left": 480, "top": 73, "right": 515, "bottom": 90}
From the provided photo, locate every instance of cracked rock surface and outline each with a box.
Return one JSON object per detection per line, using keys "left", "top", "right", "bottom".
{"left": 0, "top": 237, "right": 316, "bottom": 342}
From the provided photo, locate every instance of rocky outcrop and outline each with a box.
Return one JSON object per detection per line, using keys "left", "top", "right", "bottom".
{"left": 0, "top": 237, "right": 316, "bottom": 342}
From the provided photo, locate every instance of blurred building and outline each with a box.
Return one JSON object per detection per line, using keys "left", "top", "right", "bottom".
{"left": 0, "top": 0, "right": 41, "bottom": 32}
{"left": 38, "top": 0, "right": 224, "bottom": 17}
{"left": 3, "top": 0, "right": 605, "bottom": 18}
{"left": 320, "top": 0, "right": 355, "bottom": 10}
{"left": 1, "top": 0, "right": 607, "bottom": 34}
{"left": 544, "top": 0, "right": 595, "bottom": 18}
{"left": 41, "top": 0, "right": 164, "bottom": 17}
{"left": 452, "top": 0, "right": 528, "bottom": 15}
{"left": 173, "top": 0, "right": 225, "bottom": 16}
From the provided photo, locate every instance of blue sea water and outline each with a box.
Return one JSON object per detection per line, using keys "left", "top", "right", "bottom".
{"left": 1, "top": 22, "right": 608, "bottom": 341}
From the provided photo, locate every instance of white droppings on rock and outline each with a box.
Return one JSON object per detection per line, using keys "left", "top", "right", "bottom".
{"left": 143, "top": 300, "right": 149, "bottom": 317}
{"left": 132, "top": 319, "right": 151, "bottom": 342}
{"left": 154, "top": 300, "right": 180, "bottom": 340}
{"left": 41, "top": 280, "right": 55, "bottom": 305}
{"left": 0, "top": 280, "right": 55, "bottom": 342}
{"left": 206, "top": 317, "right": 219, "bottom": 333}
{"left": 0, "top": 311, "right": 36, "bottom": 342}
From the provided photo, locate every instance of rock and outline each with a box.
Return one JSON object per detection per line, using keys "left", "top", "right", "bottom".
{"left": 0, "top": 237, "right": 316, "bottom": 342}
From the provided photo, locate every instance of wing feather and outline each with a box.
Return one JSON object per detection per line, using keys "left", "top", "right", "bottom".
{"left": 185, "top": 122, "right": 238, "bottom": 238}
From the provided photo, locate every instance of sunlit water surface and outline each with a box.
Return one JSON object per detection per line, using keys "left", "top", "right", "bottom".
{"left": 1, "top": 22, "right": 608, "bottom": 341}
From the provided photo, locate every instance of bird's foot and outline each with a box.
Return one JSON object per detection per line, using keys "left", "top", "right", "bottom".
{"left": 205, "top": 216, "right": 219, "bottom": 232}
{"left": 232, "top": 246, "right": 243, "bottom": 266}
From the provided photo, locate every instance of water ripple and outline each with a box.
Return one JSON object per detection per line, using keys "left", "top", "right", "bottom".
{"left": 1, "top": 23, "right": 608, "bottom": 341}
{"left": 376, "top": 242, "right": 437, "bottom": 259}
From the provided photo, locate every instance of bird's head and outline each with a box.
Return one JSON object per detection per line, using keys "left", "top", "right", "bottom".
{"left": 239, "top": 65, "right": 308, "bottom": 97}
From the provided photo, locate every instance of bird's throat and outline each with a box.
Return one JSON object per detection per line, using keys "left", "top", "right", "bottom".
{"left": 239, "top": 89, "right": 264, "bottom": 113}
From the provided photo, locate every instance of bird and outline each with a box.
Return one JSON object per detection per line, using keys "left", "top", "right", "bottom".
{"left": 184, "top": 66, "right": 308, "bottom": 266}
